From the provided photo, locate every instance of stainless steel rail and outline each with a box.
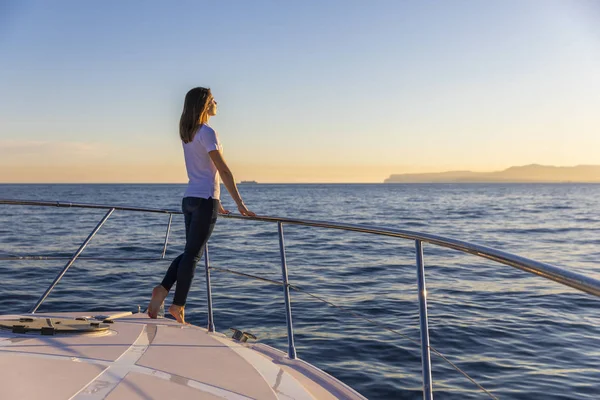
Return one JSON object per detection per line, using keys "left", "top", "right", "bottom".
{"left": 2, "top": 198, "right": 600, "bottom": 400}
{"left": 416, "top": 240, "right": 433, "bottom": 400}
{"left": 278, "top": 221, "right": 297, "bottom": 360}
{"left": 3, "top": 199, "right": 599, "bottom": 297}
{"left": 29, "top": 208, "right": 115, "bottom": 313}
{"left": 204, "top": 244, "right": 216, "bottom": 333}
{"left": 0, "top": 199, "right": 174, "bottom": 214}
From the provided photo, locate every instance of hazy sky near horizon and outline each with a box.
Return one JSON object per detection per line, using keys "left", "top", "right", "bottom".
{"left": 1, "top": 0, "right": 599, "bottom": 183}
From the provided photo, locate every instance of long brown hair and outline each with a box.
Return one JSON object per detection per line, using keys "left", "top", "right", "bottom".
{"left": 179, "top": 87, "right": 212, "bottom": 143}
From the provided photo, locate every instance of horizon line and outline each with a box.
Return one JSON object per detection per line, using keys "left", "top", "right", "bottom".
{"left": 2, "top": 181, "right": 600, "bottom": 185}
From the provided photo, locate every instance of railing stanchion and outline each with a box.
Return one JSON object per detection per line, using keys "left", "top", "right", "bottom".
{"left": 278, "top": 222, "right": 297, "bottom": 359}
{"left": 161, "top": 213, "right": 173, "bottom": 259}
{"left": 416, "top": 240, "right": 433, "bottom": 400}
{"left": 204, "top": 244, "right": 215, "bottom": 332}
{"left": 29, "top": 208, "right": 115, "bottom": 314}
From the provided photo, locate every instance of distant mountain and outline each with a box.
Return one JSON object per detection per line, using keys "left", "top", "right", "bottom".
{"left": 384, "top": 165, "right": 600, "bottom": 183}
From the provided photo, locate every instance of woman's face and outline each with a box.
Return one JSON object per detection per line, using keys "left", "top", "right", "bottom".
{"left": 206, "top": 97, "right": 218, "bottom": 116}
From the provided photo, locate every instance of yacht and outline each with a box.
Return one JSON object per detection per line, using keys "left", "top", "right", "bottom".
{"left": 1, "top": 198, "right": 599, "bottom": 399}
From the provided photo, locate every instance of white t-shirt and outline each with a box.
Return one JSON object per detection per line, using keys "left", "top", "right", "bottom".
{"left": 183, "top": 124, "right": 223, "bottom": 199}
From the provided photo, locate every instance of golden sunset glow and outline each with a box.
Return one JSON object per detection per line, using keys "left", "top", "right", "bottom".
{"left": 1, "top": 2, "right": 599, "bottom": 183}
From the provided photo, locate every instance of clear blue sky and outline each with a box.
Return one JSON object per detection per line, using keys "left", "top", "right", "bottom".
{"left": 1, "top": 0, "right": 599, "bottom": 182}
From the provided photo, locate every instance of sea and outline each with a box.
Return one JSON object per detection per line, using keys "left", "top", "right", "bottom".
{"left": 1, "top": 183, "right": 599, "bottom": 400}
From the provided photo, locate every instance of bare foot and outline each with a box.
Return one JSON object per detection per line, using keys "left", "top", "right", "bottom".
{"left": 147, "top": 285, "right": 168, "bottom": 319}
{"left": 169, "top": 304, "right": 186, "bottom": 324}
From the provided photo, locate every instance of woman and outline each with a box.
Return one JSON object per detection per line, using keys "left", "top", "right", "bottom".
{"left": 148, "top": 87, "right": 256, "bottom": 324}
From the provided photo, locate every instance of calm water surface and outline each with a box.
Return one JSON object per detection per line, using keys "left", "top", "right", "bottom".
{"left": 1, "top": 184, "right": 599, "bottom": 399}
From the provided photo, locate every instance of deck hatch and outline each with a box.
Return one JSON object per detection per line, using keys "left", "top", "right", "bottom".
{"left": 0, "top": 317, "right": 110, "bottom": 335}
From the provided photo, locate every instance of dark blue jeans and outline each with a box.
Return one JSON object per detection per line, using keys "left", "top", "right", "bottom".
{"left": 161, "top": 197, "right": 219, "bottom": 306}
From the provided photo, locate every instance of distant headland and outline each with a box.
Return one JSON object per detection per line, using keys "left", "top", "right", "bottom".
{"left": 384, "top": 165, "right": 600, "bottom": 183}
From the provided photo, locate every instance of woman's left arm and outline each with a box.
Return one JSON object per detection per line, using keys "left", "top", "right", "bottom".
{"left": 218, "top": 202, "right": 230, "bottom": 215}
{"left": 209, "top": 149, "right": 256, "bottom": 217}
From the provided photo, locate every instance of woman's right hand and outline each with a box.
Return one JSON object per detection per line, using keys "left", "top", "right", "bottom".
{"left": 237, "top": 203, "right": 256, "bottom": 217}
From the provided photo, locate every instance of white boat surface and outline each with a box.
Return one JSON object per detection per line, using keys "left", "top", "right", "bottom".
{"left": 0, "top": 311, "right": 365, "bottom": 400}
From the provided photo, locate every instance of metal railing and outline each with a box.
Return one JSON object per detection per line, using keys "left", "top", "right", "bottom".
{"left": 1, "top": 198, "right": 600, "bottom": 400}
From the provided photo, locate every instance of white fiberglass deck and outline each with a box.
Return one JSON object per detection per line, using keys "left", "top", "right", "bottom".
{"left": 0, "top": 312, "right": 365, "bottom": 400}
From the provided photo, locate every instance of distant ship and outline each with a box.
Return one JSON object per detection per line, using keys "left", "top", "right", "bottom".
{"left": 239, "top": 180, "right": 258, "bottom": 184}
